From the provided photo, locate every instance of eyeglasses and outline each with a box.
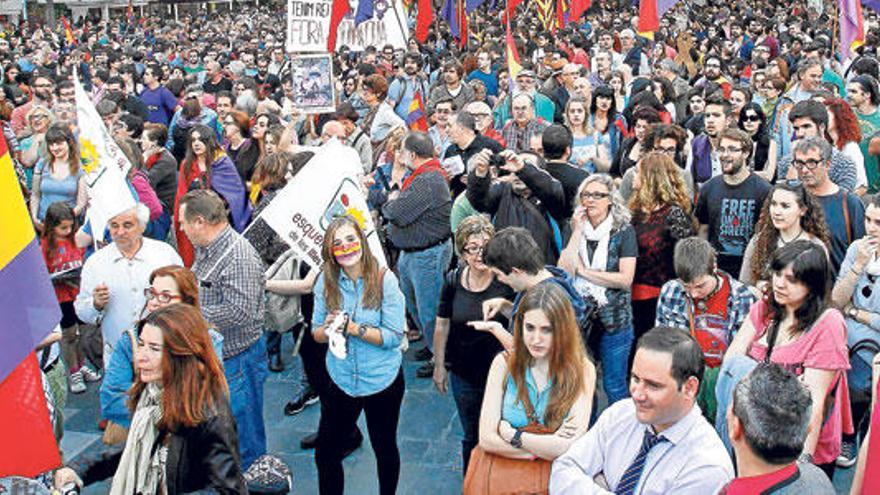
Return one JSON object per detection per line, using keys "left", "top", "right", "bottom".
{"left": 469, "top": 112, "right": 490, "bottom": 119}
{"left": 143, "top": 288, "right": 182, "bottom": 304}
{"left": 580, "top": 191, "right": 610, "bottom": 200}
{"left": 462, "top": 244, "right": 485, "bottom": 255}
{"left": 743, "top": 114, "right": 761, "bottom": 122}
{"left": 654, "top": 145, "right": 677, "bottom": 155}
{"left": 792, "top": 159, "right": 823, "bottom": 170}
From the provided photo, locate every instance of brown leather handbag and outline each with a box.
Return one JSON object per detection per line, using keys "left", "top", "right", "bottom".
{"left": 462, "top": 423, "right": 554, "bottom": 495}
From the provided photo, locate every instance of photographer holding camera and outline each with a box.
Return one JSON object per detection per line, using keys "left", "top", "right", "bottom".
{"left": 466, "top": 147, "right": 567, "bottom": 264}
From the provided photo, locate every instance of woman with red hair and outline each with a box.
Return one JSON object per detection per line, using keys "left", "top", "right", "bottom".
{"left": 824, "top": 97, "right": 868, "bottom": 195}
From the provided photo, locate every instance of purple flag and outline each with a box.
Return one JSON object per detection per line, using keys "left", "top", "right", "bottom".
{"left": 442, "top": 0, "right": 460, "bottom": 39}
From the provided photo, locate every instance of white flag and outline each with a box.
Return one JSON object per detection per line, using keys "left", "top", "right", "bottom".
{"left": 259, "top": 140, "right": 385, "bottom": 268}
{"left": 73, "top": 73, "right": 136, "bottom": 238}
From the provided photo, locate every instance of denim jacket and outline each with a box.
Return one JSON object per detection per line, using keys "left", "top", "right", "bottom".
{"left": 100, "top": 328, "right": 224, "bottom": 428}
{"left": 312, "top": 269, "right": 406, "bottom": 397}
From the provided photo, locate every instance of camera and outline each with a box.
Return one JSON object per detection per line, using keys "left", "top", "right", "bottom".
{"left": 488, "top": 152, "right": 506, "bottom": 168}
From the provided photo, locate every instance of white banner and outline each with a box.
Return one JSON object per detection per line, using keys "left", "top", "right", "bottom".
{"left": 286, "top": 0, "right": 408, "bottom": 53}
{"left": 74, "top": 74, "right": 136, "bottom": 238}
{"left": 260, "top": 140, "right": 385, "bottom": 268}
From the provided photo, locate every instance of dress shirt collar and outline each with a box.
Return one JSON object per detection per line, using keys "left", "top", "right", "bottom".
{"left": 644, "top": 403, "right": 704, "bottom": 446}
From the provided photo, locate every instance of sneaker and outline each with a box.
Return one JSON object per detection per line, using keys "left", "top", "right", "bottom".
{"left": 836, "top": 439, "right": 858, "bottom": 468}
{"left": 284, "top": 389, "right": 319, "bottom": 416}
{"left": 69, "top": 371, "right": 86, "bottom": 394}
{"left": 80, "top": 364, "right": 103, "bottom": 382}
{"left": 414, "top": 347, "right": 433, "bottom": 362}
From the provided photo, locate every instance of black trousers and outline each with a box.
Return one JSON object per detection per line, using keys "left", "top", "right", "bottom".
{"left": 315, "top": 370, "right": 405, "bottom": 495}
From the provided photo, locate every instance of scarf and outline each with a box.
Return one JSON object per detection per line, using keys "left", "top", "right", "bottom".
{"left": 573, "top": 215, "right": 613, "bottom": 306}
{"left": 401, "top": 158, "right": 449, "bottom": 191}
{"left": 110, "top": 383, "right": 164, "bottom": 495}
{"left": 144, "top": 151, "right": 162, "bottom": 170}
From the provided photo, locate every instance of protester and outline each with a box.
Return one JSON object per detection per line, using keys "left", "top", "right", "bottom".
{"left": 75, "top": 204, "right": 183, "bottom": 370}
{"left": 723, "top": 363, "right": 835, "bottom": 494}
{"left": 656, "top": 237, "right": 756, "bottom": 420}
{"left": 550, "top": 327, "right": 734, "bottom": 493}
{"left": 467, "top": 282, "right": 595, "bottom": 493}
{"left": 311, "top": 216, "right": 406, "bottom": 495}
{"left": 53, "top": 304, "right": 246, "bottom": 494}
{"left": 739, "top": 181, "right": 831, "bottom": 288}
{"left": 831, "top": 195, "right": 880, "bottom": 468}
{"left": 628, "top": 152, "right": 696, "bottom": 339}
{"left": 696, "top": 128, "right": 772, "bottom": 277}
{"left": 431, "top": 216, "right": 514, "bottom": 471}
{"left": 178, "top": 189, "right": 266, "bottom": 470}
{"left": 172, "top": 124, "right": 251, "bottom": 267}
{"left": 100, "top": 265, "right": 223, "bottom": 443}
{"left": 558, "top": 173, "right": 636, "bottom": 404}
{"left": 29, "top": 123, "right": 87, "bottom": 232}
{"left": 377, "top": 132, "right": 453, "bottom": 377}
{"left": 724, "top": 240, "right": 852, "bottom": 479}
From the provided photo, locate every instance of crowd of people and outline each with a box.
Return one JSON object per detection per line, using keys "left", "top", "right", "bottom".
{"left": 4, "top": 0, "right": 880, "bottom": 493}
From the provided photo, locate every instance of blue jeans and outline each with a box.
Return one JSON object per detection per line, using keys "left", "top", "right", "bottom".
{"left": 224, "top": 335, "right": 269, "bottom": 470}
{"left": 449, "top": 372, "right": 484, "bottom": 473}
{"left": 600, "top": 325, "right": 633, "bottom": 405}
{"left": 397, "top": 240, "right": 452, "bottom": 351}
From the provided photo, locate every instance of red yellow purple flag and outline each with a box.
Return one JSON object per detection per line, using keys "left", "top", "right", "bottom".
{"left": 0, "top": 132, "right": 62, "bottom": 477}
{"left": 407, "top": 89, "right": 429, "bottom": 131}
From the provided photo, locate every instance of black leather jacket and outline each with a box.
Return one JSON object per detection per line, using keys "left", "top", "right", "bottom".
{"left": 70, "top": 400, "right": 247, "bottom": 494}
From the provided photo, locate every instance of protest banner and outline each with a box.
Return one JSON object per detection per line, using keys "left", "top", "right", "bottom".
{"left": 74, "top": 74, "right": 137, "bottom": 238}
{"left": 259, "top": 140, "right": 385, "bottom": 268}
{"left": 287, "top": 0, "right": 408, "bottom": 52}
{"left": 291, "top": 54, "right": 336, "bottom": 114}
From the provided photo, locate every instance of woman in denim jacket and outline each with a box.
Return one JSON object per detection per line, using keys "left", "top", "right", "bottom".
{"left": 311, "top": 216, "right": 406, "bottom": 495}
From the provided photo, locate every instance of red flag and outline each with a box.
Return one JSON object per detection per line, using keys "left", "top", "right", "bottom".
{"left": 327, "top": 0, "right": 351, "bottom": 52}
{"left": 638, "top": 0, "right": 660, "bottom": 33}
{"left": 415, "top": 0, "right": 433, "bottom": 43}
{"left": 0, "top": 354, "right": 61, "bottom": 477}
{"left": 503, "top": 0, "right": 523, "bottom": 23}
{"left": 458, "top": 0, "right": 469, "bottom": 49}
{"left": 570, "top": 0, "right": 591, "bottom": 24}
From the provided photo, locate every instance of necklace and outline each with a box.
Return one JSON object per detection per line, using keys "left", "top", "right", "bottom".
{"left": 779, "top": 229, "right": 804, "bottom": 245}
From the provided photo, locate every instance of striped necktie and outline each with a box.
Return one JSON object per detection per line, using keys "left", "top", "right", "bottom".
{"left": 615, "top": 429, "right": 667, "bottom": 495}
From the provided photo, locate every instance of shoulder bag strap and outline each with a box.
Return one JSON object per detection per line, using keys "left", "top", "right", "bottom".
{"left": 841, "top": 191, "right": 852, "bottom": 245}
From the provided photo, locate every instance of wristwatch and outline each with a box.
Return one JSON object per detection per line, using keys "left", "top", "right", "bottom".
{"left": 798, "top": 452, "right": 814, "bottom": 464}
{"left": 357, "top": 324, "right": 369, "bottom": 338}
{"left": 847, "top": 307, "right": 859, "bottom": 319}
{"left": 510, "top": 428, "right": 524, "bottom": 449}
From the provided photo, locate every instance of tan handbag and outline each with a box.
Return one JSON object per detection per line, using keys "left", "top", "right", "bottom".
{"left": 462, "top": 424, "right": 553, "bottom": 495}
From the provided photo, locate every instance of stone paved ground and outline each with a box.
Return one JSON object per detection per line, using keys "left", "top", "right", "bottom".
{"left": 63, "top": 338, "right": 855, "bottom": 494}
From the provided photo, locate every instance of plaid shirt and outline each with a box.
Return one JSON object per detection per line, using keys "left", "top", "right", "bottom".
{"left": 502, "top": 118, "right": 549, "bottom": 153}
{"left": 192, "top": 226, "right": 265, "bottom": 359}
{"left": 655, "top": 271, "right": 756, "bottom": 341}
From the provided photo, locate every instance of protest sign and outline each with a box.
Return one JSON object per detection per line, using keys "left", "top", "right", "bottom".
{"left": 73, "top": 74, "right": 136, "bottom": 238}
{"left": 287, "top": 0, "right": 408, "bottom": 52}
{"left": 259, "top": 140, "right": 385, "bottom": 268}
{"left": 291, "top": 54, "right": 336, "bottom": 114}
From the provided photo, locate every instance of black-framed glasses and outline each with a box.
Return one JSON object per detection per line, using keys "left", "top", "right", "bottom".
{"left": 792, "top": 159, "right": 823, "bottom": 170}
{"left": 743, "top": 114, "right": 762, "bottom": 122}
{"left": 143, "top": 288, "right": 182, "bottom": 304}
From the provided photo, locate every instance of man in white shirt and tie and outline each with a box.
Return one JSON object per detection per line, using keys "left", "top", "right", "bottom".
{"left": 550, "top": 327, "right": 734, "bottom": 494}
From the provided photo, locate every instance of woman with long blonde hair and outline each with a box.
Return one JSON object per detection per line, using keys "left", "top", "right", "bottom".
{"left": 628, "top": 151, "right": 697, "bottom": 339}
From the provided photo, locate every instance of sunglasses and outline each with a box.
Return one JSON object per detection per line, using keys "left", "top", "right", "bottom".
{"left": 743, "top": 114, "right": 761, "bottom": 122}
{"left": 580, "top": 191, "right": 610, "bottom": 200}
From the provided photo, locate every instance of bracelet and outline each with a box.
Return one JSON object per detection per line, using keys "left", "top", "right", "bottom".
{"left": 851, "top": 266, "right": 863, "bottom": 277}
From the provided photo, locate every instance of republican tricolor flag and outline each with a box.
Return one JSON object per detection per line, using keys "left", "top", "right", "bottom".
{"left": 61, "top": 16, "right": 76, "bottom": 46}
{"left": 407, "top": 89, "right": 428, "bottom": 131}
{"left": 0, "top": 132, "right": 62, "bottom": 478}
{"left": 638, "top": 0, "right": 679, "bottom": 34}
{"left": 839, "top": 0, "right": 865, "bottom": 61}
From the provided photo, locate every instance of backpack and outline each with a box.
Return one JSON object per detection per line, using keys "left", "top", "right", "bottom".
{"left": 244, "top": 454, "right": 292, "bottom": 495}
{"left": 264, "top": 249, "right": 304, "bottom": 333}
